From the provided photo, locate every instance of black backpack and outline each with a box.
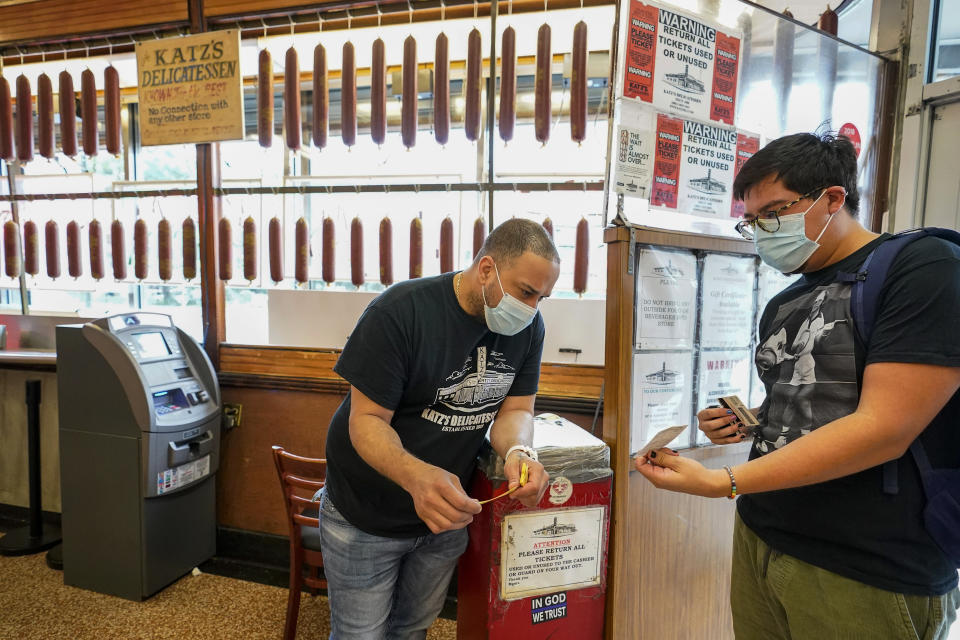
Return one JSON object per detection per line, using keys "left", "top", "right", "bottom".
{"left": 836, "top": 227, "right": 960, "bottom": 566}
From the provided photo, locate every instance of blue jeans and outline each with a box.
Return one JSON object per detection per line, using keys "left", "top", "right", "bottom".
{"left": 318, "top": 488, "right": 468, "bottom": 640}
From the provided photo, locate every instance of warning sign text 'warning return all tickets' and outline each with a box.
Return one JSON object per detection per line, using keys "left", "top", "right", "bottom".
{"left": 136, "top": 30, "right": 244, "bottom": 146}
{"left": 623, "top": 0, "right": 741, "bottom": 125}
{"left": 651, "top": 115, "right": 760, "bottom": 217}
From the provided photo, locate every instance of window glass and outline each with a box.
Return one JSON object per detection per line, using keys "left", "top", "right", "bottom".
{"left": 932, "top": 0, "right": 960, "bottom": 83}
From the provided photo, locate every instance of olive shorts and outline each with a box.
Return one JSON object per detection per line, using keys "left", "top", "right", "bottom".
{"left": 731, "top": 513, "right": 960, "bottom": 640}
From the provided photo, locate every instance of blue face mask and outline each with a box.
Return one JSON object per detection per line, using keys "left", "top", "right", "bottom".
{"left": 754, "top": 191, "right": 834, "bottom": 274}
{"left": 482, "top": 263, "right": 538, "bottom": 336}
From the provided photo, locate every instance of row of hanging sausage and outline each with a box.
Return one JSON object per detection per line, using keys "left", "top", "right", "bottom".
{"left": 0, "top": 21, "right": 587, "bottom": 162}
{"left": 263, "top": 21, "right": 589, "bottom": 150}
{"left": 2, "top": 215, "right": 590, "bottom": 293}
{"left": 0, "top": 66, "right": 121, "bottom": 162}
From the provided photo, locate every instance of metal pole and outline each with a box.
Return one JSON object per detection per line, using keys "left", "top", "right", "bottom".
{"left": 5, "top": 161, "right": 29, "bottom": 314}
{"left": 487, "top": 0, "right": 498, "bottom": 231}
{"left": 26, "top": 380, "right": 42, "bottom": 538}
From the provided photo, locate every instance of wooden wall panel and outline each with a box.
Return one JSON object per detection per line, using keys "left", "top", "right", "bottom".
{"left": 618, "top": 444, "right": 749, "bottom": 640}
{"left": 218, "top": 386, "right": 345, "bottom": 536}
{"left": 0, "top": 0, "right": 188, "bottom": 45}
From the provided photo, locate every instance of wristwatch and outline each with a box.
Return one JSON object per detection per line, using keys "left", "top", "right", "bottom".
{"left": 504, "top": 444, "right": 539, "bottom": 462}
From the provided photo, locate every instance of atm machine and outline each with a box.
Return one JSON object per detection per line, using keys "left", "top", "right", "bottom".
{"left": 56, "top": 312, "right": 220, "bottom": 600}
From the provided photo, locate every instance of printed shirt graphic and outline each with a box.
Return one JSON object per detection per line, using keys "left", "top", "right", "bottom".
{"left": 752, "top": 284, "right": 858, "bottom": 453}
{"left": 324, "top": 273, "right": 544, "bottom": 538}
{"left": 739, "top": 234, "right": 960, "bottom": 596}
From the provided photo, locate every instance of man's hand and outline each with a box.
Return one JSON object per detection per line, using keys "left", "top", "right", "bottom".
{"left": 505, "top": 453, "right": 548, "bottom": 507}
{"left": 406, "top": 464, "right": 482, "bottom": 534}
{"left": 697, "top": 406, "right": 747, "bottom": 445}
{"left": 634, "top": 449, "right": 729, "bottom": 498}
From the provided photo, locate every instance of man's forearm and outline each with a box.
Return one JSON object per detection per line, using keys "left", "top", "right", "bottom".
{"left": 349, "top": 414, "right": 428, "bottom": 491}
{"left": 489, "top": 408, "right": 535, "bottom": 459}
{"left": 734, "top": 411, "right": 910, "bottom": 495}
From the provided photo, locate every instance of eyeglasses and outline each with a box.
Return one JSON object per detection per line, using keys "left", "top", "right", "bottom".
{"left": 734, "top": 187, "right": 828, "bottom": 241}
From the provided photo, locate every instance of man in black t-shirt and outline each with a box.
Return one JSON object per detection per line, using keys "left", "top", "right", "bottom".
{"left": 320, "top": 218, "right": 558, "bottom": 639}
{"left": 636, "top": 133, "right": 960, "bottom": 638}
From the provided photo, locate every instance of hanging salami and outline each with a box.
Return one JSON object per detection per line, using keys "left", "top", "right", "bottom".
{"left": 243, "top": 216, "right": 257, "bottom": 281}
{"left": 218, "top": 217, "right": 232, "bottom": 281}
{"left": 409, "top": 217, "right": 423, "bottom": 279}
{"left": 498, "top": 27, "right": 517, "bottom": 144}
{"left": 158, "top": 218, "right": 172, "bottom": 282}
{"left": 284, "top": 48, "right": 302, "bottom": 151}
{"left": 313, "top": 44, "right": 329, "bottom": 149}
{"left": 111, "top": 219, "right": 126, "bottom": 279}
{"left": 401, "top": 36, "right": 418, "bottom": 149}
{"left": 295, "top": 217, "right": 309, "bottom": 284}
{"left": 465, "top": 29, "right": 482, "bottom": 142}
{"left": 66, "top": 220, "right": 82, "bottom": 278}
{"left": 269, "top": 217, "right": 283, "bottom": 283}
{"left": 379, "top": 217, "right": 393, "bottom": 286}
{"left": 182, "top": 217, "right": 197, "bottom": 281}
{"left": 134, "top": 218, "right": 148, "bottom": 280}
{"left": 104, "top": 66, "right": 121, "bottom": 156}
{"left": 434, "top": 33, "right": 450, "bottom": 146}
{"left": 81, "top": 69, "right": 98, "bottom": 156}
{"left": 258, "top": 49, "right": 274, "bottom": 148}
{"left": 350, "top": 216, "right": 364, "bottom": 287}
{"left": 371, "top": 38, "right": 387, "bottom": 147}
{"left": 89, "top": 219, "right": 104, "bottom": 280}
{"left": 341, "top": 42, "right": 357, "bottom": 148}
{"left": 15, "top": 75, "right": 33, "bottom": 163}
{"left": 59, "top": 71, "right": 78, "bottom": 157}
{"left": 439, "top": 217, "right": 454, "bottom": 273}
{"left": 321, "top": 216, "right": 335, "bottom": 283}
{"left": 37, "top": 74, "right": 55, "bottom": 160}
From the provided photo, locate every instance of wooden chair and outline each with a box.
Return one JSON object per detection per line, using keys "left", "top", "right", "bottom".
{"left": 272, "top": 446, "right": 328, "bottom": 640}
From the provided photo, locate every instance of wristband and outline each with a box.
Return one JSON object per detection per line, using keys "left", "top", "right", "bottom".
{"left": 504, "top": 444, "right": 538, "bottom": 463}
{"left": 723, "top": 465, "right": 737, "bottom": 500}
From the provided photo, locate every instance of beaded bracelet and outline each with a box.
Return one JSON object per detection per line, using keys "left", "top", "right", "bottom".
{"left": 723, "top": 465, "right": 737, "bottom": 500}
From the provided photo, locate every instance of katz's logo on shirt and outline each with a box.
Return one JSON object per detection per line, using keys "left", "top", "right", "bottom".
{"left": 421, "top": 346, "right": 516, "bottom": 433}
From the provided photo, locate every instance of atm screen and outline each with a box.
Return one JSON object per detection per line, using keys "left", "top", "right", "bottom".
{"left": 133, "top": 332, "right": 170, "bottom": 359}
{"left": 152, "top": 388, "right": 188, "bottom": 414}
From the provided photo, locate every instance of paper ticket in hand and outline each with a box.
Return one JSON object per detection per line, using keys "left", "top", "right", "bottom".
{"left": 634, "top": 425, "right": 687, "bottom": 458}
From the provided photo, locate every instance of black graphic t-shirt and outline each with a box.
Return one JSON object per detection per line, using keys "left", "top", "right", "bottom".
{"left": 739, "top": 233, "right": 960, "bottom": 595}
{"left": 325, "top": 273, "right": 544, "bottom": 538}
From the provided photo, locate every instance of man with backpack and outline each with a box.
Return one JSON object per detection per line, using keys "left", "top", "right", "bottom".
{"left": 637, "top": 132, "right": 960, "bottom": 638}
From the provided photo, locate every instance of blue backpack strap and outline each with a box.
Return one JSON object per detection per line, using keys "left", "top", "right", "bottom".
{"left": 850, "top": 229, "right": 930, "bottom": 346}
{"left": 845, "top": 229, "right": 930, "bottom": 495}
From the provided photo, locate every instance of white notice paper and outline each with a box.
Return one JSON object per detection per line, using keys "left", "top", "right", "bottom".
{"left": 696, "top": 349, "right": 752, "bottom": 444}
{"left": 501, "top": 507, "right": 606, "bottom": 601}
{"left": 631, "top": 351, "right": 694, "bottom": 450}
{"left": 700, "top": 253, "right": 757, "bottom": 349}
{"left": 635, "top": 247, "right": 698, "bottom": 349}
{"left": 633, "top": 424, "right": 688, "bottom": 458}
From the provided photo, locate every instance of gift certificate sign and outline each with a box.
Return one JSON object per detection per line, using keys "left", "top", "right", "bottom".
{"left": 623, "top": 0, "right": 742, "bottom": 125}
{"left": 700, "top": 253, "right": 756, "bottom": 349}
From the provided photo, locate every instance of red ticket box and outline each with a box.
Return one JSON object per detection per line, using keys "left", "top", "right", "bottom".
{"left": 457, "top": 415, "right": 613, "bottom": 640}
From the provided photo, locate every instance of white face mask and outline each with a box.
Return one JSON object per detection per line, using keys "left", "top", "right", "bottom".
{"left": 482, "top": 263, "right": 538, "bottom": 336}
{"left": 754, "top": 190, "right": 835, "bottom": 274}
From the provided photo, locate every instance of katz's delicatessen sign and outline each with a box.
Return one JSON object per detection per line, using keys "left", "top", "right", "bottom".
{"left": 136, "top": 30, "right": 244, "bottom": 146}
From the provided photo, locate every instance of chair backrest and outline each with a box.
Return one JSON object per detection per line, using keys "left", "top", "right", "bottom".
{"left": 271, "top": 446, "right": 326, "bottom": 535}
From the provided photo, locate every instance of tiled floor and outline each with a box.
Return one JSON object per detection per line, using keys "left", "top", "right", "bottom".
{"left": 0, "top": 535, "right": 457, "bottom": 640}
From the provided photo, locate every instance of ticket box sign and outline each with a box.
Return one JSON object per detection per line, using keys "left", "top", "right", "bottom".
{"left": 136, "top": 29, "right": 244, "bottom": 146}
{"left": 458, "top": 416, "right": 612, "bottom": 640}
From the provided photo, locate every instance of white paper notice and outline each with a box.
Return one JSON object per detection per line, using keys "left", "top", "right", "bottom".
{"left": 632, "top": 351, "right": 694, "bottom": 451}
{"left": 696, "top": 349, "right": 752, "bottom": 444}
{"left": 613, "top": 101, "right": 655, "bottom": 198}
{"left": 633, "top": 424, "right": 687, "bottom": 457}
{"left": 700, "top": 253, "right": 757, "bottom": 349}
{"left": 635, "top": 247, "right": 698, "bottom": 349}
{"left": 501, "top": 507, "right": 606, "bottom": 601}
